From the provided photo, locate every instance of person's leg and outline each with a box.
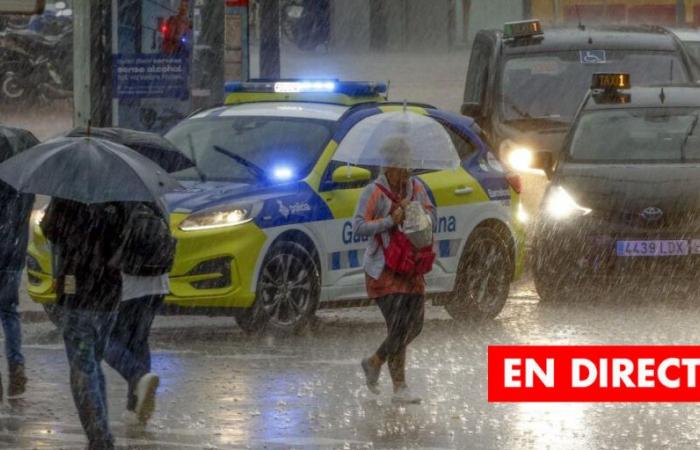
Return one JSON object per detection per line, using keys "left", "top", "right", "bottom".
{"left": 387, "top": 294, "right": 425, "bottom": 385}
{"left": 63, "top": 308, "right": 116, "bottom": 449}
{"left": 387, "top": 294, "right": 425, "bottom": 403}
{"left": 0, "top": 270, "right": 27, "bottom": 396}
{"left": 104, "top": 295, "right": 162, "bottom": 420}
{"left": 361, "top": 294, "right": 402, "bottom": 394}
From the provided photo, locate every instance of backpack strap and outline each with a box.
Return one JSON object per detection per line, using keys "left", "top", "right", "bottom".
{"left": 374, "top": 182, "right": 400, "bottom": 204}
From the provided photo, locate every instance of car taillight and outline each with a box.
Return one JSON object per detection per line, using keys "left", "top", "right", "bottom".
{"left": 506, "top": 173, "right": 522, "bottom": 194}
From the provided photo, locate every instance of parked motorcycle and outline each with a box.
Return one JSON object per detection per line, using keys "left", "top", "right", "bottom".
{"left": 281, "top": 0, "right": 330, "bottom": 51}
{"left": 0, "top": 29, "right": 72, "bottom": 103}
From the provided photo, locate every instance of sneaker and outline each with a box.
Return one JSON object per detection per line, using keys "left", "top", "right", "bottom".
{"left": 7, "top": 365, "right": 26, "bottom": 398}
{"left": 361, "top": 358, "right": 381, "bottom": 395}
{"left": 392, "top": 386, "right": 422, "bottom": 404}
{"left": 134, "top": 373, "right": 160, "bottom": 424}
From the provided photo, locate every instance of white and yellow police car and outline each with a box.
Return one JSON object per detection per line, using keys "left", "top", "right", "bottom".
{"left": 27, "top": 80, "right": 526, "bottom": 333}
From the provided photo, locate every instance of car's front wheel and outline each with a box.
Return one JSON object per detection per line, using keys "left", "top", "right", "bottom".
{"left": 533, "top": 245, "right": 586, "bottom": 303}
{"left": 444, "top": 227, "right": 512, "bottom": 322}
{"left": 235, "top": 241, "right": 320, "bottom": 335}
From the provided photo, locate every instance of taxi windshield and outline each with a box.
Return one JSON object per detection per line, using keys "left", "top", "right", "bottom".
{"left": 568, "top": 108, "right": 700, "bottom": 163}
{"left": 500, "top": 51, "right": 688, "bottom": 126}
{"left": 166, "top": 116, "right": 334, "bottom": 183}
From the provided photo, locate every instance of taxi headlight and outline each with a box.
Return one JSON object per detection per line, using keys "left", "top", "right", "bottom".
{"left": 544, "top": 186, "right": 592, "bottom": 220}
{"left": 179, "top": 204, "right": 256, "bottom": 231}
{"left": 500, "top": 140, "right": 534, "bottom": 172}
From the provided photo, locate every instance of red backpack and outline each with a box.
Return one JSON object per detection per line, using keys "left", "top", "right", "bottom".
{"left": 374, "top": 182, "right": 436, "bottom": 276}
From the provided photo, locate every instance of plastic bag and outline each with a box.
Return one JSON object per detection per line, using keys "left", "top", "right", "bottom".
{"left": 402, "top": 201, "right": 433, "bottom": 249}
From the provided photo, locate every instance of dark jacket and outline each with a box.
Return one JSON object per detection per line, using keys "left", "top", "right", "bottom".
{"left": 40, "top": 199, "right": 127, "bottom": 311}
{"left": 0, "top": 182, "right": 34, "bottom": 271}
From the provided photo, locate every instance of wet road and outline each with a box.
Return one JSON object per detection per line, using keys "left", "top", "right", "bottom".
{"left": 5, "top": 278, "right": 700, "bottom": 449}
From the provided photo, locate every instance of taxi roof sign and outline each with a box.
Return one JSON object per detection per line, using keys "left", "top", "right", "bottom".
{"left": 503, "top": 20, "right": 543, "bottom": 39}
{"left": 591, "top": 73, "right": 630, "bottom": 91}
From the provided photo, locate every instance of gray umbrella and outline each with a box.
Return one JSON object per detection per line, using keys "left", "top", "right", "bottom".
{"left": 66, "top": 127, "right": 194, "bottom": 173}
{"left": 0, "top": 136, "right": 182, "bottom": 208}
{"left": 0, "top": 125, "right": 39, "bottom": 163}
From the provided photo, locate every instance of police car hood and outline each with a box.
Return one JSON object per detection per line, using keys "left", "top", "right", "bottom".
{"left": 555, "top": 163, "right": 700, "bottom": 213}
{"left": 165, "top": 180, "right": 297, "bottom": 214}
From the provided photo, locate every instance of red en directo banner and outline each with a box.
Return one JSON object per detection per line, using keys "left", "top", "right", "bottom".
{"left": 488, "top": 346, "right": 700, "bottom": 402}
{"left": 225, "top": 0, "right": 248, "bottom": 6}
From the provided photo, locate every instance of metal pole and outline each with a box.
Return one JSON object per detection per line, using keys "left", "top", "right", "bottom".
{"left": 73, "top": 0, "right": 91, "bottom": 127}
{"left": 677, "top": 0, "right": 686, "bottom": 25}
{"left": 455, "top": 0, "right": 464, "bottom": 44}
{"left": 259, "top": 0, "right": 280, "bottom": 79}
{"left": 72, "top": 0, "right": 112, "bottom": 127}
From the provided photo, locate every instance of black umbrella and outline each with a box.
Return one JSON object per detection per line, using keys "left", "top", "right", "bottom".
{"left": 0, "top": 125, "right": 39, "bottom": 163}
{"left": 0, "top": 137, "right": 182, "bottom": 210}
{"left": 66, "top": 127, "right": 194, "bottom": 173}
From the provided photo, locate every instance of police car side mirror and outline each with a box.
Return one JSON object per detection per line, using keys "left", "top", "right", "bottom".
{"left": 531, "top": 151, "right": 554, "bottom": 178}
{"left": 332, "top": 166, "right": 371, "bottom": 185}
{"left": 461, "top": 102, "right": 483, "bottom": 119}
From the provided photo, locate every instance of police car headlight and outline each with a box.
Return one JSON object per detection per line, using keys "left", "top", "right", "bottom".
{"left": 544, "top": 186, "right": 592, "bottom": 220}
{"left": 179, "top": 204, "right": 256, "bottom": 231}
{"left": 500, "top": 140, "right": 534, "bottom": 172}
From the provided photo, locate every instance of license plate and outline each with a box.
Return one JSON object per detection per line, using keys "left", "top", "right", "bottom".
{"left": 616, "top": 240, "right": 689, "bottom": 257}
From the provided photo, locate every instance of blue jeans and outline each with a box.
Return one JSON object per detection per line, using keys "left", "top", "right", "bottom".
{"left": 0, "top": 270, "right": 24, "bottom": 368}
{"left": 62, "top": 307, "right": 117, "bottom": 449}
{"left": 104, "top": 295, "right": 163, "bottom": 411}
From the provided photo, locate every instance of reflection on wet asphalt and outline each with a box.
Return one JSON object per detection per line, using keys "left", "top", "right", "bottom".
{"left": 6, "top": 278, "right": 700, "bottom": 449}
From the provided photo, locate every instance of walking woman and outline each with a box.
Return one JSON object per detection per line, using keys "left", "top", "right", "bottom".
{"left": 353, "top": 138, "right": 437, "bottom": 404}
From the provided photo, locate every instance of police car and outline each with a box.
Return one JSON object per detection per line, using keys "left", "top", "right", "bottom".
{"left": 26, "top": 80, "right": 526, "bottom": 333}
{"left": 533, "top": 73, "right": 700, "bottom": 302}
{"left": 463, "top": 20, "right": 694, "bottom": 174}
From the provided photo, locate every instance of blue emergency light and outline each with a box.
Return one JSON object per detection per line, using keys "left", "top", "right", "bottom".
{"left": 224, "top": 80, "right": 388, "bottom": 97}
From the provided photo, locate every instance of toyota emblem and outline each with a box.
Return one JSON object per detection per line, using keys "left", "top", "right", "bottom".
{"left": 640, "top": 206, "right": 663, "bottom": 222}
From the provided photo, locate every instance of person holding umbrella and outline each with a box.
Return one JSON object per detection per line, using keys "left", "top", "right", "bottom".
{"left": 337, "top": 110, "right": 459, "bottom": 404}
{"left": 353, "top": 138, "right": 437, "bottom": 404}
{"left": 66, "top": 126, "right": 188, "bottom": 426}
{"left": 0, "top": 126, "right": 39, "bottom": 400}
{"left": 0, "top": 136, "right": 181, "bottom": 449}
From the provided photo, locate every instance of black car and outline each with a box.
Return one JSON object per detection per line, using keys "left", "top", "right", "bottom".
{"left": 533, "top": 75, "right": 700, "bottom": 301}
{"left": 462, "top": 20, "right": 694, "bottom": 173}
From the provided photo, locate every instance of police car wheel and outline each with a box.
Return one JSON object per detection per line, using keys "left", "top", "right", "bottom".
{"left": 43, "top": 304, "right": 64, "bottom": 329}
{"left": 236, "top": 241, "right": 320, "bottom": 335}
{"left": 445, "top": 228, "right": 511, "bottom": 322}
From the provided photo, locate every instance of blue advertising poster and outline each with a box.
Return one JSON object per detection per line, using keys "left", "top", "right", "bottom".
{"left": 114, "top": 54, "right": 189, "bottom": 100}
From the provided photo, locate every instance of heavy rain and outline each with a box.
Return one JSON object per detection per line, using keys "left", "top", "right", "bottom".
{"left": 2, "top": 1, "right": 700, "bottom": 449}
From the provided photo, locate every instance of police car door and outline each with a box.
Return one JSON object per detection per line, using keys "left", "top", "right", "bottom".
{"left": 417, "top": 126, "right": 487, "bottom": 293}
{"left": 315, "top": 161, "right": 376, "bottom": 302}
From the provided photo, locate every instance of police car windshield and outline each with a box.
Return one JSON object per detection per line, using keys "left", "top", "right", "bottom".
{"left": 166, "top": 116, "right": 334, "bottom": 183}
{"left": 569, "top": 108, "right": 700, "bottom": 163}
{"left": 501, "top": 51, "right": 688, "bottom": 126}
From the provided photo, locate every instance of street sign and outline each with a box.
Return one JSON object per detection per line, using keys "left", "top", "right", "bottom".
{"left": 0, "top": 0, "right": 45, "bottom": 14}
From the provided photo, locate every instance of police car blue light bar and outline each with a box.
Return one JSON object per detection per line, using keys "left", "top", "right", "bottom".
{"left": 225, "top": 80, "right": 388, "bottom": 97}
{"left": 274, "top": 81, "right": 336, "bottom": 93}
{"left": 503, "top": 20, "right": 543, "bottom": 39}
